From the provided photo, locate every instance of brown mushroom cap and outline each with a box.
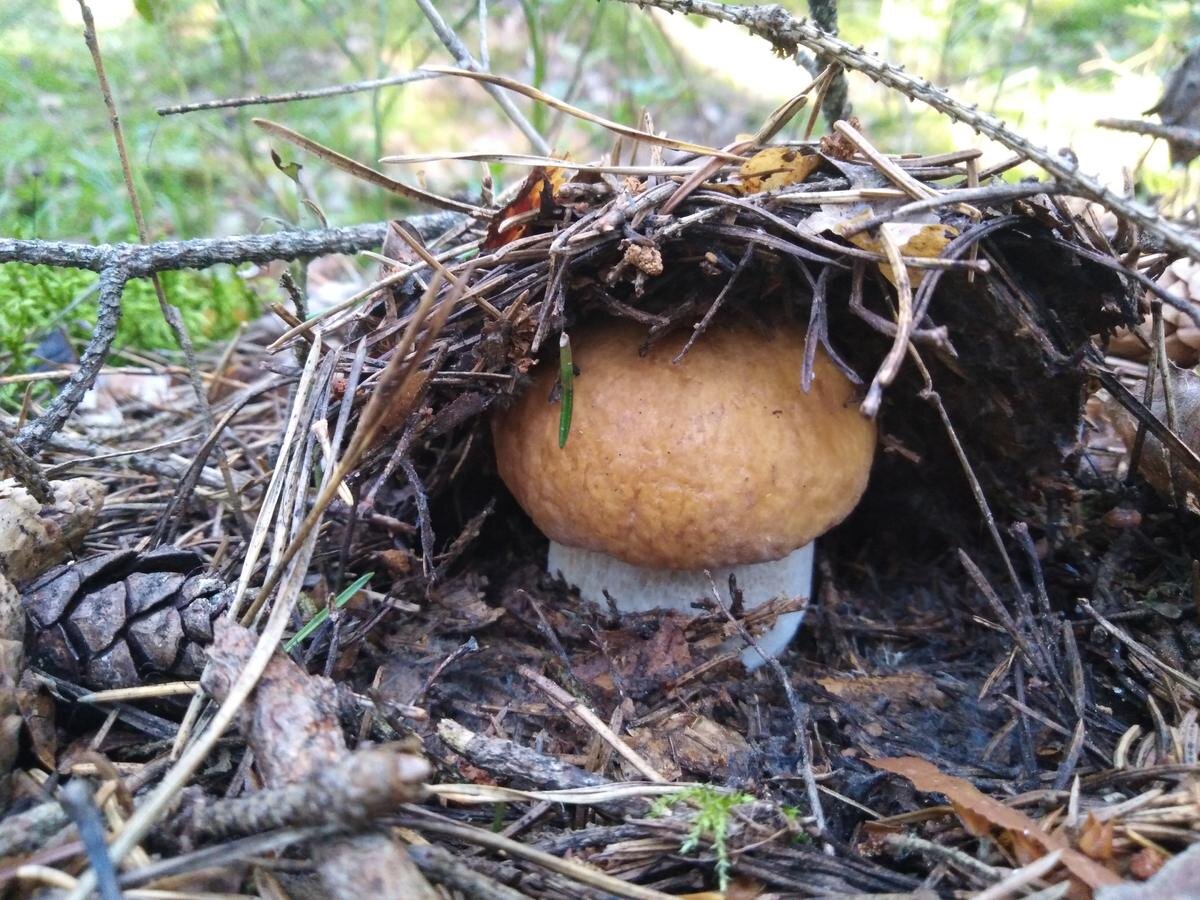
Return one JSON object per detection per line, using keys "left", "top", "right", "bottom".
{"left": 492, "top": 319, "right": 877, "bottom": 570}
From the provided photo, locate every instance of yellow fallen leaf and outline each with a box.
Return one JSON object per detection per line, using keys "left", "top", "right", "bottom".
{"left": 847, "top": 221, "right": 957, "bottom": 287}
{"left": 739, "top": 147, "right": 822, "bottom": 194}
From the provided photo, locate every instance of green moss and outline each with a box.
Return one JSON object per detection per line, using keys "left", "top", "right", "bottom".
{"left": 0, "top": 261, "right": 258, "bottom": 410}
{"left": 650, "top": 786, "right": 754, "bottom": 890}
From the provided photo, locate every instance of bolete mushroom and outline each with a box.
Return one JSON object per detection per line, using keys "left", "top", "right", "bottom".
{"left": 492, "top": 318, "right": 876, "bottom": 667}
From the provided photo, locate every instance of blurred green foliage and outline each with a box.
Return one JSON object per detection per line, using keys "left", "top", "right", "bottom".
{"left": 0, "top": 0, "right": 1197, "bottom": 383}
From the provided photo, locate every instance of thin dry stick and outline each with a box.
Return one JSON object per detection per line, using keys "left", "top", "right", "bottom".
{"left": 1151, "top": 300, "right": 1185, "bottom": 508}
{"left": 77, "top": 0, "right": 249, "bottom": 540}
{"left": 673, "top": 244, "right": 754, "bottom": 363}
{"left": 386, "top": 225, "right": 501, "bottom": 319}
{"left": 862, "top": 226, "right": 914, "bottom": 416}
{"left": 264, "top": 238, "right": 477, "bottom": 352}
{"left": 423, "top": 66, "right": 744, "bottom": 161}
{"left": 833, "top": 120, "right": 936, "bottom": 200}
{"left": 382, "top": 151, "right": 706, "bottom": 176}
{"left": 705, "top": 576, "right": 828, "bottom": 845}
{"left": 1078, "top": 599, "right": 1200, "bottom": 697}
{"left": 241, "top": 270, "right": 465, "bottom": 627}
{"left": 839, "top": 183, "right": 1060, "bottom": 239}
{"left": 1096, "top": 117, "right": 1200, "bottom": 150}
{"left": 414, "top": 0, "right": 549, "bottom": 154}
{"left": 79, "top": 682, "right": 200, "bottom": 704}
{"left": 426, "top": 781, "right": 695, "bottom": 806}
{"left": 226, "top": 343, "right": 324, "bottom": 619}
{"left": 518, "top": 665, "right": 667, "bottom": 782}
{"left": 168, "top": 348, "right": 327, "bottom": 759}
{"left": 398, "top": 812, "right": 673, "bottom": 900}
{"left": 157, "top": 69, "right": 442, "bottom": 116}
{"left": 254, "top": 118, "right": 485, "bottom": 216}
{"left": 658, "top": 80, "right": 818, "bottom": 217}
{"left": 906, "top": 343, "right": 1028, "bottom": 624}
{"left": 973, "top": 850, "right": 1063, "bottom": 900}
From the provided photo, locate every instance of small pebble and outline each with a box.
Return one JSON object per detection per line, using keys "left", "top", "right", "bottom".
{"left": 1102, "top": 507, "right": 1142, "bottom": 528}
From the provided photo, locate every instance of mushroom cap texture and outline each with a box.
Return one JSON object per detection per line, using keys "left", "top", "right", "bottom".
{"left": 492, "top": 319, "right": 877, "bottom": 570}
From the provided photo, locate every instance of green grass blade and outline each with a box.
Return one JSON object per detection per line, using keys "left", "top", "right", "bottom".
{"left": 558, "top": 331, "right": 573, "bottom": 449}
{"left": 284, "top": 571, "right": 374, "bottom": 653}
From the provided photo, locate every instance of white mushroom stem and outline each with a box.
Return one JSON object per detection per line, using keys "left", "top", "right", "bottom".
{"left": 547, "top": 541, "right": 813, "bottom": 669}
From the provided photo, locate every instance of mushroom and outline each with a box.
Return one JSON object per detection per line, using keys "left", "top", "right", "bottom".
{"left": 492, "top": 318, "right": 876, "bottom": 667}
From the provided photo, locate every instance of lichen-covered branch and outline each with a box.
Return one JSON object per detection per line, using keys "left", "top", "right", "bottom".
{"left": 806, "top": 0, "right": 850, "bottom": 123}
{"left": 0, "top": 217, "right": 460, "bottom": 276}
{"left": 14, "top": 265, "right": 126, "bottom": 456}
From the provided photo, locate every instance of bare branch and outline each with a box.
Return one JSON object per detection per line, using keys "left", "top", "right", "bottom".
{"left": 157, "top": 70, "right": 442, "bottom": 117}
{"left": 1097, "top": 117, "right": 1200, "bottom": 151}
{"left": 413, "top": 0, "right": 550, "bottom": 154}
{"left": 614, "top": 0, "right": 1200, "bottom": 262}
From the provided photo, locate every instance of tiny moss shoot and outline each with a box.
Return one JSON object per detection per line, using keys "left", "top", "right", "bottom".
{"left": 649, "top": 785, "right": 753, "bottom": 890}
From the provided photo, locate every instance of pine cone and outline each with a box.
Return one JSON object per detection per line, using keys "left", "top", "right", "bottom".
{"left": 1108, "top": 258, "right": 1200, "bottom": 366}
{"left": 21, "top": 548, "right": 229, "bottom": 690}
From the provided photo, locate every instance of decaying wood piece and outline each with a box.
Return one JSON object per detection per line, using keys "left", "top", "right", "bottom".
{"left": 0, "top": 477, "right": 105, "bottom": 585}
{"left": 180, "top": 746, "right": 429, "bottom": 842}
{"left": 407, "top": 843, "right": 531, "bottom": 900}
{"left": 201, "top": 619, "right": 437, "bottom": 899}
{"left": 0, "top": 576, "right": 21, "bottom": 810}
{"left": 439, "top": 718, "right": 609, "bottom": 789}
{"left": 0, "top": 476, "right": 103, "bottom": 807}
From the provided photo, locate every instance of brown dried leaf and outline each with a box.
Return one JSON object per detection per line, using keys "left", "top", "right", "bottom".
{"left": 868, "top": 756, "right": 1122, "bottom": 890}
{"left": 482, "top": 166, "right": 567, "bottom": 251}
{"left": 1078, "top": 814, "right": 1115, "bottom": 862}
{"left": 952, "top": 800, "right": 994, "bottom": 839}
{"left": 573, "top": 610, "right": 695, "bottom": 699}
{"left": 739, "top": 147, "right": 822, "bottom": 194}
{"left": 818, "top": 672, "right": 946, "bottom": 707}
